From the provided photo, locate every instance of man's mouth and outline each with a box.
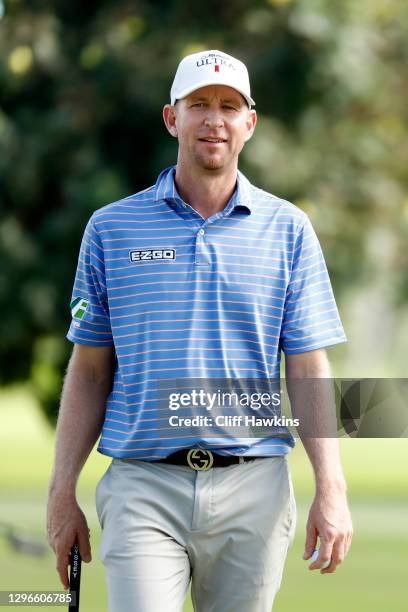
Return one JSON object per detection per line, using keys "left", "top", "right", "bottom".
{"left": 198, "top": 137, "right": 227, "bottom": 143}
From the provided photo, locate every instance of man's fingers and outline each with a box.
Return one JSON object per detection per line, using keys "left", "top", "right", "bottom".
{"left": 303, "top": 524, "right": 317, "bottom": 560}
{"left": 322, "top": 529, "right": 352, "bottom": 574}
{"left": 56, "top": 552, "right": 70, "bottom": 590}
{"left": 344, "top": 529, "right": 353, "bottom": 557}
{"left": 309, "top": 535, "right": 333, "bottom": 570}
{"left": 77, "top": 528, "right": 92, "bottom": 563}
{"left": 321, "top": 538, "right": 345, "bottom": 574}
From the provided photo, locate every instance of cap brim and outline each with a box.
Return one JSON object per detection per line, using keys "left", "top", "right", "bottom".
{"left": 172, "top": 79, "right": 255, "bottom": 107}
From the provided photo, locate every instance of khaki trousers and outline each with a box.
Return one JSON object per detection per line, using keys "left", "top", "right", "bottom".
{"left": 96, "top": 456, "right": 296, "bottom": 612}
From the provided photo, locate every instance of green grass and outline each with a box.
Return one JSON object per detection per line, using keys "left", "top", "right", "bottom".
{"left": 1, "top": 497, "right": 407, "bottom": 612}
{"left": 1, "top": 386, "right": 407, "bottom": 611}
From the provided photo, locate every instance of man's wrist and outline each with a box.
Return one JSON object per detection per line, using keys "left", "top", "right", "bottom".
{"left": 48, "top": 475, "right": 78, "bottom": 499}
{"left": 315, "top": 477, "right": 347, "bottom": 496}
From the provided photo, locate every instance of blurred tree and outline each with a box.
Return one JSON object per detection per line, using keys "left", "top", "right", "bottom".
{"left": 0, "top": 0, "right": 407, "bottom": 425}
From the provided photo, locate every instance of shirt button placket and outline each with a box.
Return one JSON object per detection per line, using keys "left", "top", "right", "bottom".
{"left": 195, "top": 227, "right": 210, "bottom": 267}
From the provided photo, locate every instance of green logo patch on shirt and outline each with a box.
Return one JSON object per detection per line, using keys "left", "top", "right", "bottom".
{"left": 70, "top": 296, "right": 89, "bottom": 320}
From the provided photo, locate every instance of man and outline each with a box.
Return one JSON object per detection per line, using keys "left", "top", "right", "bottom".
{"left": 47, "top": 50, "right": 352, "bottom": 611}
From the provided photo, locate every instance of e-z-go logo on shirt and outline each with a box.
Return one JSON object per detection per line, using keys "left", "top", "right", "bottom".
{"left": 129, "top": 249, "right": 176, "bottom": 262}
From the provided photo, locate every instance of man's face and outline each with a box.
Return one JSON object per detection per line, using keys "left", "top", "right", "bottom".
{"left": 164, "top": 85, "right": 257, "bottom": 172}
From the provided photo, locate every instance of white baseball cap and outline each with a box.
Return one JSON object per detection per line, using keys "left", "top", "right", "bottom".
{"left": 170, "top": 49, "right": 255, "bottom": 108}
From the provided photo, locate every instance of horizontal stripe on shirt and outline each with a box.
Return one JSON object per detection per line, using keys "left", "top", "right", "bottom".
{"left": 67, "top": 165, "right": 346, "bottom": 460}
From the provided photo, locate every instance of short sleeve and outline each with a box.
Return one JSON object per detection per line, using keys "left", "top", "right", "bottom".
{"left": 281, "top": 216, "right": 347, "bottom": 354}
{"left": 66, "top": 216, "right": 113, "bottom": 346}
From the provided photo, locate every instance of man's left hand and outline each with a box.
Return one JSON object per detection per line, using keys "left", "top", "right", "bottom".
{"left": 303, "top": 487, "right": 353, "bottom": 574}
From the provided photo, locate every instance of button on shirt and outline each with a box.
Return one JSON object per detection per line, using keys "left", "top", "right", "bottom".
{"left": 67, "top": 166, "right": 346, "bottom": 459}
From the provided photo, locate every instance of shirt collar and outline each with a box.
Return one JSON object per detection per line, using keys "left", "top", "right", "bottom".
{"left": 154, "top": 165, "right": 253, "bottom": 215}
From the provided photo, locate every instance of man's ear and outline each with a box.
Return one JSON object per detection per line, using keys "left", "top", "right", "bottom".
{"left": 244, "top": 109, "right": 257, "bottom": 142}
{"left": 163, "top": 104, "right": 178, "bottom": 138}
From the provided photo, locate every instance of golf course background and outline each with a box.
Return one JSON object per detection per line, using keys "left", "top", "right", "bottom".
{"left": 1, "top": 1, "right": 408, "bottom": 610}
{"left": 1, "top": 385, "right": 407, "bottom": 611}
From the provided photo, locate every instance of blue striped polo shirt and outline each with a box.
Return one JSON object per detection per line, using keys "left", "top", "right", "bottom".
{"left": 67, "top": 165, "right": 346, "bottom": 459}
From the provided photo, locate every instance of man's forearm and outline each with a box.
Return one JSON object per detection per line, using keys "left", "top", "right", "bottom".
{"left": 49, "top": 359, "right": 111, "bottom": 495}
{"left": 300, "top": 437, "right": 346, "bottom": 493}
{"left": 285, "top": 349, "right": 346, "bottom": 489}
{"left": 289, "top": 384, "right": 347, "bottom": 492}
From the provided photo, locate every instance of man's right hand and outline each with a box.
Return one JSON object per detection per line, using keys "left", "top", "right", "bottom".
{"left": 46, "top": 489, "right": 92, "bottom": 589}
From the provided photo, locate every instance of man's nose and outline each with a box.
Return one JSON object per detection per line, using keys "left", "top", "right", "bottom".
{"left": 203, "top": 108, "right": 224, "bottom": 128}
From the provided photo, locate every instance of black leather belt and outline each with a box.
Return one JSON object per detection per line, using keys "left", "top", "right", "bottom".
{"left": 156, "top": 449, "right": 261, "bottom": 471}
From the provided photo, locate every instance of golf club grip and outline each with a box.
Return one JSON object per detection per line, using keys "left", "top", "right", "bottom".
{"left": 68, "top": 543, "right": 81, "bottom": 611}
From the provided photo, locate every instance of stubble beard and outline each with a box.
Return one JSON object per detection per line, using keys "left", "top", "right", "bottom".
{"left": 193, "top": 150, "right": 229, "bottom": 171}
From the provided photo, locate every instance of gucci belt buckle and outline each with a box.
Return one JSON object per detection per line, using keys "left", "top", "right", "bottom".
{"left": 187, "top": 449, "right": 214, "bottom": 471}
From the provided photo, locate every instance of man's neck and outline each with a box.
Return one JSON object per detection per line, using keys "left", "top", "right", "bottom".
{"left": 174, "top": 163, "right": 238, "bottom": 220}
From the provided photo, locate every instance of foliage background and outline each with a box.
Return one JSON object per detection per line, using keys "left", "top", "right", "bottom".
{"left": 0, "top": 1, "right": 407, "bottom": 610}
{"left": 1, "top": 0, "right": 408, "bottom": 422}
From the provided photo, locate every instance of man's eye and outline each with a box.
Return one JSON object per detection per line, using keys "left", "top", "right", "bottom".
{"left": 192, "top": 103, "right": 205, "bottom": 108}
{"left": 223, "top": 105, "right": 237, "bottom": 111}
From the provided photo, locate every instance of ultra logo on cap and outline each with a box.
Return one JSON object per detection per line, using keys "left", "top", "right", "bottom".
{"left": 196, "top": 52, "right": 237, "bottom": 73}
